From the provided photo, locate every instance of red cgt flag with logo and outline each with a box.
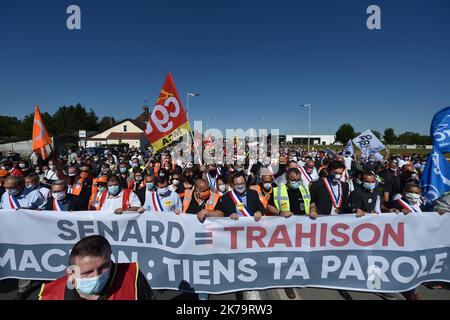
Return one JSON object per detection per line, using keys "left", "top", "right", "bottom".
{"left": 32, "top": 105, "right": 52, "bottom": 160}
{"left": 144, "top": 72, "right": 191, "bottom": 152}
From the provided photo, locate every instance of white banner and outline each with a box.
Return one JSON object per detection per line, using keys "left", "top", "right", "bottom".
{"left": 353, "top": 130, "right": 386, "bottom": 158}
{"left": 1, "top": 210, "right": 450, "bottom": 294}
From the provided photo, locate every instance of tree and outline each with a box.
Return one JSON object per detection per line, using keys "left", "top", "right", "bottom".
{"left": 383, "top": 128, "right": 397, "bottom": 144}
{"left": 52, "top": 104, "right": 99, "bottom": 135}
{"left": 335, "top": 124, "right": 357, "bottom": 144}
{"left": 98, "top": 116, "right": 116, "bottom": 132}
{"left": 372, "top": 130, "right": 381, "bottom": 140}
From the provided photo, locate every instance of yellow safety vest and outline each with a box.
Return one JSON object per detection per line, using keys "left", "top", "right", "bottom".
{"left": 273, "top": 184, "right": 311, "bottom": 215}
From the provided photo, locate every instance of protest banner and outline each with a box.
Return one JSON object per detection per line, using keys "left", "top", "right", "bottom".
{"left": 144, "top": 72, "right": 191, "bottom": 152}
{"left": 1, "top": 211, "right": 449, "bottom": 294}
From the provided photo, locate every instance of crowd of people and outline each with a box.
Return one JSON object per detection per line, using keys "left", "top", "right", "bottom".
{"left": 0, "top": 144, "right": 447, "bottom": 300}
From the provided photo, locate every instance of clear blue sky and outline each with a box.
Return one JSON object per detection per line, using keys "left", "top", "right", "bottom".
{"left": 1, "top": 0, "right": 449, "bottom": 135}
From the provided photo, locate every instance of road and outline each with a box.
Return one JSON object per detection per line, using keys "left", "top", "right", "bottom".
{"left": 1, "top": 279, "right": 449, "bottom": 300}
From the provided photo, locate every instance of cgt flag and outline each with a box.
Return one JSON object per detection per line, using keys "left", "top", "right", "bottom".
{"left": 32, "top": 105, "right": 52, "bottom": 160}
{"left": 144, "top": 72, "right": 191, "bottom": 152}
{"left": 420, "top": 146, "right": 450, "bottom": 204}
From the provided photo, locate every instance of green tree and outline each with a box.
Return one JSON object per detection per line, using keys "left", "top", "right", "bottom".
{"left": 98, "top": 116, "right": 116, "bottom": 132}
{"left": 383, "top": 128, "right": 397, "bottom": 144}
{"left": 372, "top": 130, "right": 381, "bottom": 140}
{"left": 335, "top": 124, "right": 357, "bottom": 144}
{"left": 52, "top": 104, "right": 98, "bottom": 135}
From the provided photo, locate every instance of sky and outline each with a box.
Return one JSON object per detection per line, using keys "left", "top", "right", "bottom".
{"left": 0, "top": 0, "right": 449, "bottom": 136}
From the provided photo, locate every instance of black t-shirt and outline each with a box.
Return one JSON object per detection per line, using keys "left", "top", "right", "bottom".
{"left": 268, "top": 187, "right": 306, "bottom": 215}
{"left": 350, "top": 184, "right": 381, "bottom": 213}
{"left": 185, "top": 196, "right": 223, "bottom": 214}
{"left": 220, "top": 189, "right": 265, "bottom": 217}
{"left": 383, "top": 170, "right": 401, "bottom": 200}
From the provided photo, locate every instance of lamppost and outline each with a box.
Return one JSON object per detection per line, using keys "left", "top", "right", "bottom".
{"left": 186, "top": 92, "right": 200, "bottom": 119}
{"left": 300, "top": 103, "right": 312, "bottom": 150}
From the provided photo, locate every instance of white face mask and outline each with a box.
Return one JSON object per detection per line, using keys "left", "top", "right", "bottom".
{"left": 218, "top": 184, "right": 227, "bottom": 193}
{"left": 406, "top": 192, "right": 421, "bottom": 204}
{"left": 52, "top": 191, "right": 66, "bottom": 201}
{"left": 157, "top": 187, "right": 169, "bottom": 195}
{"left": 172, "top": 179, "right": 180, "bottom": 186}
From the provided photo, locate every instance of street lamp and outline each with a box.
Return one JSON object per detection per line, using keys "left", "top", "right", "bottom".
{"left": 299, "top": 103, "right": 311, "bottom": 150}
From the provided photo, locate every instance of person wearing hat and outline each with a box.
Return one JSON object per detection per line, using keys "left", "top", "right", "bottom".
{"left": 400, "top": 164, "right": 419, "bottom": 192}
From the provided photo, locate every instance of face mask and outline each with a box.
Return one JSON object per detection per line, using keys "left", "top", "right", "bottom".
{"left": 132, "top": 163, "right": 139, "bottom": 168}
{"left": 406, "top": 193, "right": 421, "bottom": 203}
{"left": 68, "top": 173, "right": 76, "bottom": 177}
{"left": 49, "top": 165, "right": 56, "bottom": 171}
{"left": 306, "top": 167, "right": 314, "bottom": 174}
{"left": 289, "top": 181, "right": 302, "bottom": 189}
{"left": 120, "top": 168, "right": 127, "bottom": 174}
{"left": 157, "top": 187, "right": 169, "bottom": 195}
{"left": 98, "top": 186, "right": 107, "bottom": 193}
{"left": 263, "top": 183, "right": 272, "bottom": 190}
{"left": 362, "top": 182, "right": 376, "bottom": 191}
{"left": 26, "top": 184, "right": 37, "bottom": 190}
{"left": 7, "top": 188, "right": 20, "bottom": 196}
{"left": 52, "top": 191, "right": 66, "bottom": 201}
{"left": 135, "top": 176, "right": 143, "bottom": 182}
{"left": 411, "top": 173, "right": 418, "bottom": 180}
{"left": 197, "top": 190, "right": 211, "bottom": 201}
{"left": 234, "top": 184, "right": 246, "bottom": 194}
{"left": 35, "top": 169, "right": 41, "bottom": 174}
{"left": 146, "top": 182, "right": 155, "bottom": 191}
{"left": 108, "top": 185, "right": 121, "bottom": 196}
{"left": 369, "top": 158, "right": 375, "bottom": 163}
{"left": 80, "top": 172, "right": 89, "bottom": 179}
{"left": 187, "top": 163, "right": 193, "bottom": 168}
{"left": 218, "top": 184, "right": 227, "bottom": 193}
{"left": 172, "top": 179, "right": 179, "bottom": 186}
{"left": 19, "top": 163, "right": 26, "bottom": 168}
{"left": 76, "top": 269, "right": 110, "bottom": 295}
{"left": 235, "top": 167, "right": 243, "bottom": 172}
{"left": 330, "top": 173, "right": 341, "bottom": 184}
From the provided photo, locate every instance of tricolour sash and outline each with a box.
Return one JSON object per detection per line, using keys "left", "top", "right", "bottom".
{"left": 398, "top": 199, "right": 420, "bottom": 213}
{"left": 323, "top": 178, "right": 343, "bottom": 209}
{"left": 230, "top": 190, "right": 252, "bottom": 217}
{"left": 53, "top": 199, "right": 63, "bottom": 211}
{"left": 151, "top": 192, "right": 164, "bottom": 212}
{"left": 8, "top": 195, "right": 21, "bottom": 209}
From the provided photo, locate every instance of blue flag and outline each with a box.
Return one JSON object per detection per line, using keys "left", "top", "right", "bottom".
{"left": 431, "top": 106, "right": 450, "bottom": 153}
{"left": 420, "top": 146, "right": 450, "bottom": 204}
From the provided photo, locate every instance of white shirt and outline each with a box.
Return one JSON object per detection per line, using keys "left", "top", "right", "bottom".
{"left": 44, "top": 169, "right": 59, "bottom": 182}
{"left": 100, "top": 190, "right": 141, "bottom": 213}
{"left": 143, "top": 190, "right": 182, "bottom": 212}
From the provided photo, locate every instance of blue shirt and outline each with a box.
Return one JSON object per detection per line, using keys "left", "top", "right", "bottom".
{"left": 0, "top": 188, "right": 45, "bottom": 210}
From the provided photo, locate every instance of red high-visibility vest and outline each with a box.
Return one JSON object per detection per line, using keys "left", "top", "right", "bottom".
{"left": 38, "top": 263, "right": 139, "bottom": 300}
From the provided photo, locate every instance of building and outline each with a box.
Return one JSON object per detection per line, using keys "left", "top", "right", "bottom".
{"left": 84, "top": 116, "right": 149, "bottom": 148}
{"left": 285, "top": 134, "right": 336, "bottom": 146}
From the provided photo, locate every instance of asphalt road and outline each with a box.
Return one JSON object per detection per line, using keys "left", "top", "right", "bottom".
{"left": 1, "top": 279, "right": 449, "bottom": 300}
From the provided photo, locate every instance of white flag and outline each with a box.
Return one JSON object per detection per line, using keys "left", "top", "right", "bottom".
{"left": 352, "top": 130, "right": 386, "bottom": 157}
{"left": 344, "top": 139, "right": 355, "bottom": 155}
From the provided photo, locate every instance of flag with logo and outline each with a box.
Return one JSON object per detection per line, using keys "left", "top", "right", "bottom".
{"left": 144, "top": 73, "right": 191, "bottom": 152}
{"left": 352, "top": 130, "right": 386, "bottom": 158}
{"left": 420, "top": 146, "right": 450, "bottom": 204}
{"left": 431, "top": 106, "right": 450, "bottom": 153}
{"left": 343, "top": 139, "right": 355, "bottom": 155}
{"left": 32, "top": 105, "right": 52, "bottom": 160}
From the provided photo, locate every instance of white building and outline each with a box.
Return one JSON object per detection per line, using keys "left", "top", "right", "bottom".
{"left": 84, "top": 117, "right": 149, "bottom": 148}
{"left": 285, "top": 134, "right": 336, "bottom": 146}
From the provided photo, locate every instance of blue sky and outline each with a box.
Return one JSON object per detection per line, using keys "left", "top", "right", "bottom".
{"left": 0, "top": 0, "right": 449, "bottom": 135}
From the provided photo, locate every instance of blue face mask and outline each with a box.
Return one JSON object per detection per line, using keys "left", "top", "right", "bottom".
{"left": 146, "top": 182, "right": 155, "bottom": 190}
{"left": 108, "top": 185, "right": 121, "bottom": 196}
{"left": 119, "top": 168, "right": 127, "bottom": 174}
{"left": 362, "top": 182, "right": 376, "bottom": 191}
{"left": 76, "top": 268, "right": 110, "bottom": 295}
{"left": 289, "top": 181, "right": 302, "bottom": 189}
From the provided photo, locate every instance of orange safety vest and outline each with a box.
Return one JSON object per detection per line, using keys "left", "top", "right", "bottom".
{"left": 89, "top": 190, "right": 108, "bottom": 211}
{"left": 69, "top": 178, "right": 84, "bottom": 196}
{"left": 182, "top": 190, "right": 220, "bottom": 213}
{"left": 38, "top": 263, "right": 139, "bottom": 300}
{"left": 250, "top": 185, "right": 271, "bottom": 210}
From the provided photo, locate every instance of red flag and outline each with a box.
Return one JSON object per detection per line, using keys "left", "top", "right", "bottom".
{"left": 145, "top": 72, "right": 191, "bottom": 152}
